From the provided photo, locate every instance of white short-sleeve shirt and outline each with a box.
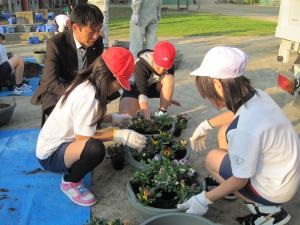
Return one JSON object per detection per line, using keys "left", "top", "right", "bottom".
{"left": 0, "top": 44, "right": 8, "bottom": 64}
{"left": 36, "top": 81, "right": 99, "bottom": 160}
{"left": 227, "top": 89, "right": 300, "bottom": 203}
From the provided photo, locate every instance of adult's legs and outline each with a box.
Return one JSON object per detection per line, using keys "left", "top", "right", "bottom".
{"left": 145, "top": 19, "right": 158, "bottom": 50}
{"left": 88, "top": 0, "right": 109, "bottom": 48}
{"left": 129, "top": 21, "right": 146, "bottom": 59}
{"left": 101, "top": 0, "right": 110, "bottom": 48}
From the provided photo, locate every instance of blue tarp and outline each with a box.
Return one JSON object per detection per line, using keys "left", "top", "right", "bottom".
{"left": 0, "top": 77, "right": 40, "bottom": 97}
{"left": 0, "top": 129, "right": 91, "bottom": 225}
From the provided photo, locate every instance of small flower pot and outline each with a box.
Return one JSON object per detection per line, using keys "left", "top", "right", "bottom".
{"left": 140, "top": 212, "right": 219, "bottom": 225}
{"left": 0, "top": 101, "right": 16, "bottom": 126}
{"left": 111, "top": 155, "right": 125, "bottom": 170}
{"left": 173, "top": 128, "right": 182, "bottom": 137}
{"left": 29, "top": 36, "right": 40, "bottom": 44}
{"left": 23, "top": 24, "right": 32, "bottom": 32}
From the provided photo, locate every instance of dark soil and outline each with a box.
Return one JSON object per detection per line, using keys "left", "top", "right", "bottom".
{"left": 24, "top": 168, "right": 47, "bottom": 175}
{"left": 0, "top": 194, "right": 8, "bottom": 201}
{"left": 0, "top": 104, "right": 10, "bottom": 109}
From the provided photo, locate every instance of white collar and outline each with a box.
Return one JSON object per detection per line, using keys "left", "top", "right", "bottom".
{"left": 73, "top": 33, "right": 84, "bottom": 50}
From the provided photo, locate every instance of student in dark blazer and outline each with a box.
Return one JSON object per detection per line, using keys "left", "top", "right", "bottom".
{"left": 31, "top": 4, "right": 104, "bottom": 125}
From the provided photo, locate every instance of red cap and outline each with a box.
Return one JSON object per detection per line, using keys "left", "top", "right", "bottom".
{"left": 153, "top": 41, "right": 176, "bottom": 69}
{"left": 102, "top": 47, "right": 134, "bottom": 91}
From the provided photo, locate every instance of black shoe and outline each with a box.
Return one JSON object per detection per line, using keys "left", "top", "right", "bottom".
{"left": 205, "top": 176, "right": 236, "bottom": 200}
{"left": 236, "top": 207, "right": 291, "bottom": 225}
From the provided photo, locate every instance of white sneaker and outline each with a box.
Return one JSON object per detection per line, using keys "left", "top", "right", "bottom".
{"left": 13, "top": 83, "right": 32, "bottom": 95}
{"left": 60, "top": 177, "right": 97, "bottom": 207}
{"left": 237, "top": 203, "right": 291, "bottom": 225}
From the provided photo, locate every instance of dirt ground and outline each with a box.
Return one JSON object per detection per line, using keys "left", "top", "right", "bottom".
{"left": 1, "top": 2, "right": 299, "bottom": 225}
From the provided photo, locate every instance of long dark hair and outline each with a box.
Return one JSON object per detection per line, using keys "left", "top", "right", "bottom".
{"left": 195, "top": 76, "right": 256, "bottom": 113}
{"left": 61, "top": 57, "right": 116, "bottom": 124}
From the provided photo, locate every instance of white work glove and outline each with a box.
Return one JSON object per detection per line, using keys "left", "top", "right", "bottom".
{"left": 190, "top": 119, "right": 213, "bottom": 152}
{"left": 177, "top": 191, "right": 212, "bottom": 216}
{"left": 154, "top": 110, "right": 168, "bottom": 117}
{"left": 111, "top": 113, "right": 132, "bottom": 127}
{"left": 131, "top": 14, "right": 140, "bottom": 26}
{"left": 113, "top": 129, "right": 146, "bottom": 151}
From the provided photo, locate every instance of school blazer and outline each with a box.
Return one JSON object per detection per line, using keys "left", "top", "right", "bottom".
{"left": 31, "top": 30, "right": 103, "bottom": 111}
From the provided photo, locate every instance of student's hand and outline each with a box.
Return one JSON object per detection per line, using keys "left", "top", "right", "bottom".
{"left": 112, "top": 113, "right": 132, "bottom": 127}
{"left": 177, "top": 191, "right": 212, "bottom": 216}
{"left": 190, "top": 119, "right": 213, "bottom": 152}
{"left": 131, "top": 14, "right": 140, "bottom": 25}
{"left": 113, "top": 129, "right": 146, "bottom": 151}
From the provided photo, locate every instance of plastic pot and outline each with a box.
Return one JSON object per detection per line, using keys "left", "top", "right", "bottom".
{"left": 128, "top": 178, "right": 206, "bottom": 220}
{"left": 111, "top": 155, "right": 125, "bottom": 170}
{"left": 29, "top": 36, "right": 39, "bottom": 44}
{"left": 127, "top": 182, "right": 181, "bottom": 219}
{"left": 140, "top": 212, "right": 220, "bottom": 225}
{"left": 173, "top": 128, "right": 182, "bottom": 137}
{"left": 23, "top": 24, "right": 31, "bottom": 32}
{"left": 125, "top": 147, "right": 190, "bottom": 170}
{"left": 0, "top": 101, "right": 16, "bottom": 126}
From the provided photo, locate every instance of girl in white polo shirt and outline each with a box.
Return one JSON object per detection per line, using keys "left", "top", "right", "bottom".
{"left": 178, "top": 46, "right": 300, "bottom": 225}
{"left": 36, "top": 47, "right": 146, "bottom": 207}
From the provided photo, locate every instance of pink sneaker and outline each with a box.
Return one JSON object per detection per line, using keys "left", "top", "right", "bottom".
{"left": 60, "top": 178, "right": 97, "bottom": 206}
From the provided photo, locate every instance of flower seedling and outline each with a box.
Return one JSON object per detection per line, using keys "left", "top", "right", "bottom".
{"left": 173, "top": 113, "right": 189, "bottom": 137}
{"left": 107, "top": 143, "right": 125, "bottom": 170}
{"left": 130, "top": 158, "right": 201, "bottom": 208}
{"left": 128, "top": 112, "right": 173, "bottom": 134}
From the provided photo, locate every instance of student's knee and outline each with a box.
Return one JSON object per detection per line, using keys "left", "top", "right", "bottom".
{"left": 81, "top": 138, "right": 105, "bottom": 164}
{"left": 205, "top": 149, "right": 225, "bottom": 174}
{"left": 9, "top": 55, "right": 23, "bottom": 68}
{"left": 16, "top": 55, "right": 24, "bottom": 66}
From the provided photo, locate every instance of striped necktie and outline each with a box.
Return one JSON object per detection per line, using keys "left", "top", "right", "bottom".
{"left": 79, "top": 45, "right": 87, "bottom": 69}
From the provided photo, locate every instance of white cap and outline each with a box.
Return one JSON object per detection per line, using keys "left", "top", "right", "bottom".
{"left": 190, "top": 46, "right": 248, "bottom": 79}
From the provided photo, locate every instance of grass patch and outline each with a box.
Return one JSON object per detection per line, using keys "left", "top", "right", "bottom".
{"left": 109, "top": 7, "right": 276, "bottom": 39}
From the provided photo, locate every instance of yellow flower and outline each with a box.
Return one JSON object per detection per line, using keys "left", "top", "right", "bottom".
{"left": 180, "top": 180, "right": 186, "bottom": 187}
{"left": 151, "top": 139, "right": 158, "bottom": 145}
{"left": 143, "top": 189, "right": 150, "bottom": 200}
{"left": 163, "top": 147, "right": 172, "bottom": 157}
